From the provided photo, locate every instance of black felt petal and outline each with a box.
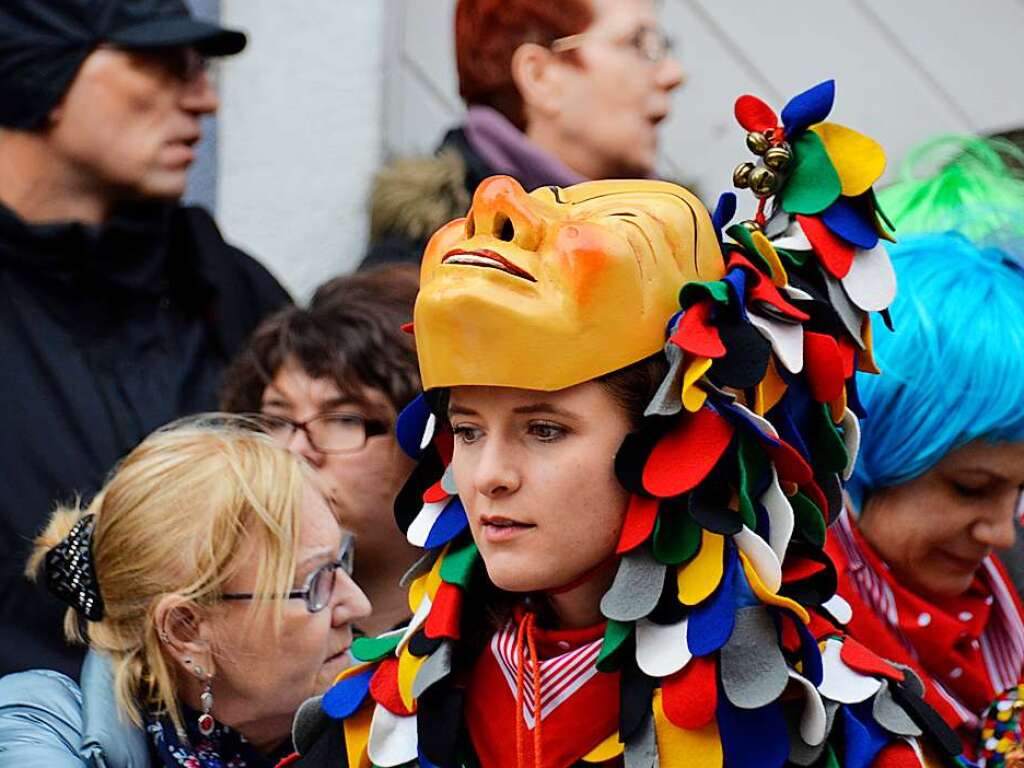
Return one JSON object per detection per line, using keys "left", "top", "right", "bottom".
{"left": 394, "top": 447, "right": 446, "bottom": 534}
{"left": 887, "top": 681, "right": 962, "bottom": 759}
{"left": 880, "top": 308, "right": 895, "bottom": 332}
{"left": 817, "top": 472, "right": 843, "bottom": 524}
{"left": 688, "top": 482, "right": 742, "bottom": 535}
{"left": 708, "top": 316, "right": 771, "bottom": 390}
{"left": 615, "top": 425, "right": 668, "bottom": 496}
{"left": 779, "top": 543, "right": 837, "bottom": 607}
{"left": 786, "top": 272, "right": 845, "bottom": 339}
{"left": 619, "top": 658, "right": 658, "bottom": 744}
{"left": 647, "top": 559, "right": 689, "bottom": 625}
{"left": 417, "top": 684, "right": 466, "bottom": 767}
{"left": 408, "top": 629, "right": 445, "bottom": 658}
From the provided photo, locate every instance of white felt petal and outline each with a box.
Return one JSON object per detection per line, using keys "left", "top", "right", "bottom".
{"left": 788, "top": 671, "right": 828, "bottom": 746}
{"left": 823, "top": 271, "right": 867, "bottom": 349}
{"left": 406, "top": 500, "right": 447, "bottom": 547}
{"left": 368, "top": 704, "right": 419, "bottom": 767}
{"left": 821, "top": 594, "right": 853, "bottom": 626}
{"left": 396, "top": 595, "right": 433, "bottom": 656}
{"left": 760, "top": 468, "right": 794, "bottom": 562}
{"left": 905, "top": 737, "right": 927, "bottom": 767}
{"left": 749, "top": 312, "right": 804, "bottom": 374}
{"left": 440, "top": 464, "right": 458, "bottom": 495}
{"left": 727, "top": 400, "right": 780, "bottom": 439}
{"left": 782, "top": 285, "right": 813, "bottom": 302}
{"left": 842, "top": 242, "right": 896, "bottom": 312}
{"left": 772, "top": 221, "right": 813, "bottom": 251}
{"left": 635, "top": 617, "right": 691, "bottom": 678}
{"left": 734, "top": 526, "right": 782, "bottom": 593}
{"left": 817, "top": 638, "right": 881, "bottom": 704}
{"left": 840, "top": 408, "right": 860, "bottom": 481}
{"left": 419, "top": 413, "right": 437, "bottom": 451}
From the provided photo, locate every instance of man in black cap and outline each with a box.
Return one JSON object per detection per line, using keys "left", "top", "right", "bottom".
{"left": 0, "top": 0, "right": 291, "bottom": 677}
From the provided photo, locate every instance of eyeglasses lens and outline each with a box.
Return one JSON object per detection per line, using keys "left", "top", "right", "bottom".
{"left": 308, "top": 566, "right": 336, "bottom": 613}
{"left": 309, "top": 415, "right": 366, "bottom": 453}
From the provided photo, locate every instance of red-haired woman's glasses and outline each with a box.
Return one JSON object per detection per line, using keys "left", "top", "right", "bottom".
{"left": 551, "top": 25, "right": 675, "bottom": 64}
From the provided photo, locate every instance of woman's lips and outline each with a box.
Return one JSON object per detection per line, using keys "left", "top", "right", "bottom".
{"left": 324, "top": 645, "right": 351, "bottom": 665}
{"left": 480, "top": 515, "right": 536, "bottom": 542}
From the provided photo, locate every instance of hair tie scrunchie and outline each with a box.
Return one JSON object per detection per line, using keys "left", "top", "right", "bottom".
{"left": 44, "top": 513, "right": 105, "bottom": 621}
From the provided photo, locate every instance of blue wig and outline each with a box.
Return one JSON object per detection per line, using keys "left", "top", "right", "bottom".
{"left": 846, "top": 233, "right": 1024, "bottom": 511}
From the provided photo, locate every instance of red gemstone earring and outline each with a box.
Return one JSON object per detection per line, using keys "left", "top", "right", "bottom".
{"left": 196, "top": 670, "right": 215, "bottom": 736}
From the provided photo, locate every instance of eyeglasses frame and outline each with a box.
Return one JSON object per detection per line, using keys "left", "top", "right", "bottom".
{"left": 254, "top": 411, "right": 390, "bottom": 455}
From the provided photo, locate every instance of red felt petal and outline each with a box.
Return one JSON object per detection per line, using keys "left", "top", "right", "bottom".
{"left": 782, "top": 556, "right": 827, "bottom": 583}
{"left": 805, "top": 610, "right": 839, "bottom": 640}
{"left": 796, "top": 215, "right": 855, "bottom": 279}
{"left": 424, "top": 582, "right": 463, "bottom": 641}
{"left": 735, "top": 94, "right": 778, "bottom": 133}
{"left": 370, "top": 658, "right": 413, "bottom": 716}
{"left": 765, "top": 438, "right": 813, "bottom": 485}
{"left": 839, "top": 637, "right": 905, "bottom": 682}
{"left": 642, "top": 408, "right": 735, "bottom": 498}
{"left": 871, "top": 742, "right": 922, "bottom": 768}
{"left": 749, "top": 277, "right": 811, "bottom": 322}
{"left": 423, "top": 480, "right": 449, "bottom": 504}
{"left": 837, "top": 337, "right": 857, "bottom": 379}
{"left": 804, "top": 332, "right": 846, "bottom": 403}
{"left": 617, "top": 494, "right": 660, "bottom": 553}
{"left": 670, "top": 300, "right": 726, "bottom": 358}
{"left": 663, "top": 656, "right": 717, "bottom": 729}
{"left": 435, "top": 428, "right": 454, "bottom": 465}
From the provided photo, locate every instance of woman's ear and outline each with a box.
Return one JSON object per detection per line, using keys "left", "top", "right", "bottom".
{"left": 154, "top": 594, "right": 216, "bottom": 679}
{"left": 510, "top": 42, "right": 563, "bottom": 120}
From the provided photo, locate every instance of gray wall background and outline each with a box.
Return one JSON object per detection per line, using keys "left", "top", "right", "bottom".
{"left": 195, "top": 1, "right": 1024, "bottom": 297}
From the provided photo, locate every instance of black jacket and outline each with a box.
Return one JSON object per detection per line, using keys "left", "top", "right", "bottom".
{"left": 0, "top": 201, "right": 290, "bottom": 678}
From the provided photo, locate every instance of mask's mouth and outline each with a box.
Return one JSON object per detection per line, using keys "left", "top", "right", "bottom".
{"left": 442, "top": 248, "right": 536, "bottom": 282}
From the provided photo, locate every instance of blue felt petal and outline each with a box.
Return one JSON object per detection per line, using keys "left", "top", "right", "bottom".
{"left": 424, "top": 497, "right": 469, "bottom": 549}
{"left": 417, "top": 748, "right": 442, "bottom": 768}
{"left": 717, "top": 695, "right": 789, "bottom": 768}
{"left": 792, "top": 613, "right": 823, "bottom": 686}
{"left": 844, "top": 703, "right": 891, "bottom": 768}
{"left": 322, "top": 667, "right": 374, "bottom": 719}
{"left": 688, "top": 545, "right": 738, "bottom": 655}
{"left": 733, "top": 559, "right": 761, "bottom": 609}
{"left": 821, "top": 198, "right": 879, "bottom": 249}
{"left": 723, "top": 269, "right": 748, "bottom": 321}
{"left": 396, "top": 394, "right": 431, "bottom": 459}
{"left": 715, "top": 399, "right": 781, "bottom": 447}
{"left": 781, "top": 80, "right": 836, "bottom": 137}
{"left": 712, "top": 192, "right": 738, "bottom": 240}
{"left": 665, "top": 309, "right": 684, "bottom": 338}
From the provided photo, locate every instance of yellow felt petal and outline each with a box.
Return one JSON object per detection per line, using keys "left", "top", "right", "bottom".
{"left": 397, "top": 649, "right": 426, "bottom": 712}
{"left": 755, "top": 356, "right": 788, "bottom": 415}
{"left": 682, "top": 357, "right": 712, "bottom": 412}
{"left": 751, "top": 231, "right": 788, "bottom": 287}
{"left": 829, "top": 387, "right": 847, "bottom": 424}
{"left": 342, "top": 700, "right": 374, "bottom": 768}
{"left": 407, "top": 545, "right": 449, "bottom": 612}
{"left": 333, "top": 660, "right": 375, "bottom": 687}
{"left": 857, "top": 316, "right": 881, "bottom": 375}
{"left": 740, "top": 551, "right": 810, "bottom": 624}
{"left": 677, "top": 530, "right": 724, "bottom": 605}
{"left": 407, "top": 572, "right": 428, "bottom": 613}
{"left": 811, "top": 122, "right": 886, "bottom": 197}
{"left": 653, "top": 690, "right": 723, "bottom": 768}
{"left": 582, "top": 731, "right": 624, "bottom": 762}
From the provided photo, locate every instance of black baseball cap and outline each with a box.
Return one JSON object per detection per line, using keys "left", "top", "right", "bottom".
{"left": 0, "top": 0, "right": 247, "bottom": 129}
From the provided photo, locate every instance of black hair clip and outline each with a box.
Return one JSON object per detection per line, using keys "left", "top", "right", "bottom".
{"left": 44, "top": 514, "right": 105, "bottom": 621}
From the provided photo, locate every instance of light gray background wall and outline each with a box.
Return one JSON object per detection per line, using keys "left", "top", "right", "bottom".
{"left": 206, "top": 0, "right": 1024, "bottom": 297}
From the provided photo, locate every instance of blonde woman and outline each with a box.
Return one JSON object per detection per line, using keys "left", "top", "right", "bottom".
{"left": 0, "top": 416, "right": 370, "bottom": 767}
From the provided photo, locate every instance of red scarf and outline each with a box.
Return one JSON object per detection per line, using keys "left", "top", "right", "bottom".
{"left": 826, "top": 510, "right": 1024, "bottom": 753}
{"left": 466, "top": 611, "right": 620, "bottom": 768}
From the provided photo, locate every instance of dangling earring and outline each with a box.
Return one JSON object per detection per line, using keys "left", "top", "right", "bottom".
{"left": 197, "top": 673, "right": 215, "bottom": 736}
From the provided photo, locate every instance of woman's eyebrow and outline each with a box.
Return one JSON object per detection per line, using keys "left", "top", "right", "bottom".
{"left": 512, "top": 403, "right": 577, "bottom": 418}
{"left": 448, "top": 404, "right": 479, "bottom": 417}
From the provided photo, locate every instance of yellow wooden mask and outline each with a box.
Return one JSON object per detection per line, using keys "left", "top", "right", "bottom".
{"left": 415, "top": 176, "right": 726, "bottom": 391}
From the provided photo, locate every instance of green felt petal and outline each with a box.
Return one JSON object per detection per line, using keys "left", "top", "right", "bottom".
{"left": 791, "top": 491, "right": 826, "bottom": 547}
{"left": 679, "top": 279, "right": 731, "bottom": 308}
{"left": 596, "top": 618, "right": 633, "bottom": 672}
{"left": 776, "top": 247, "right": 808, "bottom": 267}
{"left": 653, "top": 506, "right": 702, "bottom": 565}
{"left": 824, "top": 744, "right": 840, "bottom": 768}
{"left": 351, "top": 631, "right": 402, "bottom": 663}
{"left": 736, "top": 435, "right": 764, "bottom": 529}
{"left": 781, "top": 132, "right": 842, "bottom": 215}
{"left": 725, "top": 227, "right": 773, "bottom": 274}
{"left": 813, "top": 404, "right": 849, "bottom": 475}
{"left": 439, "top": 537, "right": 479, "bottom": 588}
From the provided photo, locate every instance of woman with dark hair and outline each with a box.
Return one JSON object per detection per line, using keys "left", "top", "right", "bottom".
{"left": 221, "top": 266, "right": 422, "bottom": 635}
{"left": 288, "top": 82, "right": 961, "bottom": 768}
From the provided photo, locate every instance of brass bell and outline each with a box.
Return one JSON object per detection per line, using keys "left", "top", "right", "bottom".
{"left": 733, "top": 161, "right": 755, "bottom": 189}
{"left": 763, "top": 143, "right": 793, "bottom": 171}
{"left": 748, "top": 166, "right": 779, "bottom": 198}
{"left": 739, "top": 219, "right": 762, "bottom": 233}
{"left": 746, "top": 131, "right": 771, "bottom": 156}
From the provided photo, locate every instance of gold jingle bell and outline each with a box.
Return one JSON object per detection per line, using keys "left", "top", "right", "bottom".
{"left": 763, "top": 143, "right": 793, "bottom": 171}
{"left": 739, "top": 219, "right": 762, "bottom": 233}
{"left": 748, "top": 166, "right": 779, "bottom": 198}
{"left": 746, "top": 131, "right": 771, "bottom": 156}
{"left": 733, "top": 162, "right": 755, "bottom": 189}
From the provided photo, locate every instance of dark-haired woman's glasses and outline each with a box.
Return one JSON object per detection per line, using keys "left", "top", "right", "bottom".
{"left": 222, "top": 537, "right": 355, "bottom": 614}
{"left": 256, "top": 412, "right": 389, "bottom": 454}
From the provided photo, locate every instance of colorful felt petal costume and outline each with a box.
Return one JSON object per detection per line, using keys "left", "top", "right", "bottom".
{"left": 286, "top": 82, "right": 966, "bottom": 768}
